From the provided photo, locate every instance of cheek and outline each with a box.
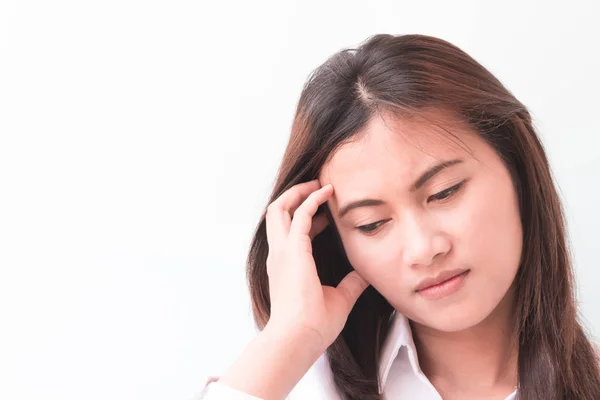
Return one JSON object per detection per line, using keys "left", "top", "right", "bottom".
{"left": 338, "top": 232, "right": 408, "bottom": 293}
{"left": 339, "top": 234, "right": 382, "bottom": 280}
{"left": 459, "top": 176, "right": 523, "bottom": 282}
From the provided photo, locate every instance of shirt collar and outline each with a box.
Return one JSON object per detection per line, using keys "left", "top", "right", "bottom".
{"left": 376, "top": 311, "right": 520, "bottom": 398}
{"left": 377, "top": 310, "right": 424, "bottom": 393}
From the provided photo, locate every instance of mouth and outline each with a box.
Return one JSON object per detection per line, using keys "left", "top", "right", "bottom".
{"left": 415, "top": 269, "right": 470, "bottom": 300}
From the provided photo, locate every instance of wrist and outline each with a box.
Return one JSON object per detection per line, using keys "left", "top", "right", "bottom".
{"left": 262, "top": 322, "right": 326, "bottom": 360}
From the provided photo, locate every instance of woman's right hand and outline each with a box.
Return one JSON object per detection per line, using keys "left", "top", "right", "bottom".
{"left": 214, "top": 180, "right": 370, "bottom": 399}
{"left": 264, "top": 179, "right": 370, "bottom": 351}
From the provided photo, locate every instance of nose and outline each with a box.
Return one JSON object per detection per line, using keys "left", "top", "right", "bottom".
{"left": 400, "top": 211, "right": 451, "bottom": 268}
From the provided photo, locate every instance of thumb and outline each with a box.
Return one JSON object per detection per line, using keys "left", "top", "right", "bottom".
{"left": 335, "top": 270, "right": 370, "bottom": 314}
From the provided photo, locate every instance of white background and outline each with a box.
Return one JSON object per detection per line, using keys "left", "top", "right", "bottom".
{"left": 1, "top": 1, "right": 599, "bottom": 399}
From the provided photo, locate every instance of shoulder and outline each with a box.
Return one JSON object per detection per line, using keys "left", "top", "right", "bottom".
{"left": 289, "top": 353, "right": 342, "bottom": 400}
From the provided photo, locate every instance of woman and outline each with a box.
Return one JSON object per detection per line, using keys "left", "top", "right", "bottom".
{"left": 199, "top": 34, "right": 600, "bottom": 399}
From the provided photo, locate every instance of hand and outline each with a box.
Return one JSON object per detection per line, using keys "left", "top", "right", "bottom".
{"left": 264, "top": 179, "right": 370, "bottom": 350}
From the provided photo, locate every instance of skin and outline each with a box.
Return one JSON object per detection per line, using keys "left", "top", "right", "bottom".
{"left": 218, "top": 109, "right": 524, "bottom": 400}
{"left": 318, "top": 109, "right": 523, "bottom": 399}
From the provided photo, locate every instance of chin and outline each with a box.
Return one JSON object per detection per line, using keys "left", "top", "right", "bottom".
{"left": 405, "top": 299, "right": 497, "bottom": 333}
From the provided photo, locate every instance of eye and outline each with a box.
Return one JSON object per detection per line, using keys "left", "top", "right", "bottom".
{"left": 428, "top": 180, "right": 466, "bottom": 203}
{"left": 356, "top": 220, "right": 388, "bottom": 235}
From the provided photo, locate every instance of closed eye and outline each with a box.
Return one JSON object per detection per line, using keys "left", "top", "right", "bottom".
{"left": 427, "top": 180, "right": 466, "bottom": 202}
{"left": 356, "top": 220, "right": 388, "bottom": 234}
{"left": 355, "top": 180, "right": 467, "bottom": 235}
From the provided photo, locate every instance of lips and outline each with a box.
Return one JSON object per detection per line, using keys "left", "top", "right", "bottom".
{"left": 415, "top": 268, "right": 470, "bottom": 292}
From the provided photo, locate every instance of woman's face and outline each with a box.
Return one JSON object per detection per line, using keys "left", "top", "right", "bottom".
{"left": 318, "top": 111, "right": 523, "bottom": 332}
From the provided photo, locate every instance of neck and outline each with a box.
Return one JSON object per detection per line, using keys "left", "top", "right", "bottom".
{"left": 410, "top": 290, "right": 518, "bottom": 396}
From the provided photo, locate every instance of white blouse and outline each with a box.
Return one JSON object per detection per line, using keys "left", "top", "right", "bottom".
{"left": 197, "top": 311, "right": 519, "bottom": 399}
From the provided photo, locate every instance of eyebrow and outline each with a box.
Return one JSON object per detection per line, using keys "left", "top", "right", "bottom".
{"left": 337, "top": 158, "right": 464, "bottom": 218}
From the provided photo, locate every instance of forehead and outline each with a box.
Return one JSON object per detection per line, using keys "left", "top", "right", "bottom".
{"left": 318, "top": 111, "right": 480, "bottom": 189}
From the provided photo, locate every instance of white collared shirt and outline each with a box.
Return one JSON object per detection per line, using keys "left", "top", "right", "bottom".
{"left": 198, "top": 311, "right": 518, "bottom": 399}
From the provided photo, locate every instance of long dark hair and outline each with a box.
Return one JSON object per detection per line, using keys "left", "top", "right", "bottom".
{"left": 245, "top": 34, "right": 600, "bottom": 399}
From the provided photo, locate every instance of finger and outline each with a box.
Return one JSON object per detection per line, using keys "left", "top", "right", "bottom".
{"left": 335, "top": 270, "right": 370, "bottom": 315}
{"left": 308, "top": 213, "right": 329, "bottom": 240}
{"left": 265, "top": 206, "right": 286, "bottom": 251}
{"left": 272, "top": 179, "right": 322, "bottom": 217}
{"left": 289, "top": 184, "right": 333, "bottom": 239}
{"left": 266, "top": 179, "right": 321, "bottom": 248}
